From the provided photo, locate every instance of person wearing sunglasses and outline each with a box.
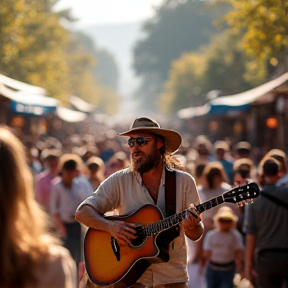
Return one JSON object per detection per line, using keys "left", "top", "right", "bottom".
{"left": 76, "top": 117, "right": 203, "bottom": 288}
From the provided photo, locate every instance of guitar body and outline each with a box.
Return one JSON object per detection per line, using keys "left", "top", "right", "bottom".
{"left": 84, "top": 204, "right": 169, "bottom": 287}
{"left": 84, "top": 182, "right": 260, "bottom": 287}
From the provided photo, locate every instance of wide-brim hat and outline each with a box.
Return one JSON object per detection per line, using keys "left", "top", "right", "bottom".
{"left": 118, "top": 117, "right": 182, "bottom": 154}
{"left": 57, "top": 153, "right": 84, "bottom": 173}
{"left": 213, "top": 206, "right": 238, "bottom": 222}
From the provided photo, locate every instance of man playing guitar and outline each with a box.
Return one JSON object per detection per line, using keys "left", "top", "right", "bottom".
{"left": 76, "top": 116, "right": 204, "bottom": 288}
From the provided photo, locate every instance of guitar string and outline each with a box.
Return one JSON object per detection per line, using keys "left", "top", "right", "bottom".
{"left": 143, "top": 188, "right": 258, "bottom": 236}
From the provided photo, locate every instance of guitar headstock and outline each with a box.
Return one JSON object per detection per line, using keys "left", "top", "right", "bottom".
{"left": 223, "top": 182, "right": 260, "bottom": 206}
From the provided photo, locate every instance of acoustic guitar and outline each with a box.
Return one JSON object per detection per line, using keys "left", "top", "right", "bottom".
{"left": 84, "top": 182, "right": 260, "bottom": 287}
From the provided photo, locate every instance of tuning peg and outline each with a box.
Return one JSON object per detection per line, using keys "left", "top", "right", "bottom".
{"left": 245, "top": 199, "right": 254, "bottom": 204}
{"left": 237, "top": 201, "right": 245, "bottom": 207}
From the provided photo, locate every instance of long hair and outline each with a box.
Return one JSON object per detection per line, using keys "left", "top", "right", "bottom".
{"left": 202, "top": 162, "right": 227, "bottom": 189}
{"left": 154, "top": 134, "right": 185, "bottom": 171}
{"left": 0, "top": 127, "right": 58, "bottom": 288}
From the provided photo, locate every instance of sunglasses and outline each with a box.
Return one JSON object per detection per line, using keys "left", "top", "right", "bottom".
{"left": 127, "top": 137, "right": 152, "bottom": 148}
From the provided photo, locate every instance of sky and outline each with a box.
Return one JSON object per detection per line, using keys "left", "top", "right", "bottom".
{"left": 56, "top": 0, "right": 163, "bottom": 28}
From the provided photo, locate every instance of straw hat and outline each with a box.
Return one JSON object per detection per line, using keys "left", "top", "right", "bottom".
{"left": 213, "top": 206, "right": 238, "bottom": 222}
{"left": 86, "top": 156, "right": 104, "bottom": 167}
{"left": 214, "top": 140, "right": 230, "bottom": 152}
{"left": 57, "top": 153, "right": 84, "bottom": 173}
{"left": 118, "top": 117, "right": 182, "bottom": 154}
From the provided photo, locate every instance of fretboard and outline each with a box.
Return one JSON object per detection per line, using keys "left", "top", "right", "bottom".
{"left": 195, "top": 195, "right": 224, "bottom": 213}
{"left": 144, "top": 194, "right": 224, "bottom": 236}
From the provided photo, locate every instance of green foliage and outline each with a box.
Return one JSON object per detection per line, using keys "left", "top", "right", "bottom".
{"left": 0, "top": 0, "right": 70, "bottom": 101}
{"left": 152, "top": 0, "right": 288, "bottom": 116}
{"left": 65, "top": 33, "right": 99, "bottom": 106}
{"left": 133, "top": 0, "right": 231, "bottom": 111}
{"left": 224, "top": 0, "right": 288, "bottom": 81}
{"left": 134, "top": 0, "right": 229, "bottom": 81}
{"left": 202, "top": 33, "right": 254, "bottom": 94}
{"left": 0, "top": 0, "right": 120, "bottom": 115}
{"left": 160, "top": 32, "right": 256, "bottom": 116}
{"left": 159, "top": 53, "right": 206, "bottom": 115}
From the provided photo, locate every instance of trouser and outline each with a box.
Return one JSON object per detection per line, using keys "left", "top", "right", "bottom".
{"left": 63, "top": 221, "right": 81, "bottom": 269}
{"left": 256, "top": 249, "right": 288, "bottom": 288}
{"left": 206, "top": 265, "right": 235, "bottom": 288}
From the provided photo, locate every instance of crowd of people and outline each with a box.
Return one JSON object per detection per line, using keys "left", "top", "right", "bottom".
{"left": 1, "top": 116, "right": 288, "bottom": 288}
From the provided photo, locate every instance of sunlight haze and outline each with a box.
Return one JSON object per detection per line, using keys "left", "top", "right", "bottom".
{"left": 56, "top": 0, "right": 163, "bottom": 28}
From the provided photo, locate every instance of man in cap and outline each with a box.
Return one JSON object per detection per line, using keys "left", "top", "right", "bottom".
{"left": 76, "top": 117, "right": 203, "bottom": 287}
{"left": 245, "top": 158, "right": 288, "bottom": 287}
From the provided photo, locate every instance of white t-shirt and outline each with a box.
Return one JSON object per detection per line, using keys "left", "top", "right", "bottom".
{"left": 203, "top": 229, "right": 244, "bottom": 263}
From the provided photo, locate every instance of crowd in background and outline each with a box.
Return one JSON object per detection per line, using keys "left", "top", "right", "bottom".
{"left": 6, "top": 122, "right": 288, "bottom": 288}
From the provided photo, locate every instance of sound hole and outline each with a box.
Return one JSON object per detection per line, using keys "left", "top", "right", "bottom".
{"left": 130, "top": 223, "right": 146, "bottom": 247}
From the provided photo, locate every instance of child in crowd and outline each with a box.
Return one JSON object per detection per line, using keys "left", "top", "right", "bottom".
{"left": 201, "top": 206, "right": 244, "bottom": 288}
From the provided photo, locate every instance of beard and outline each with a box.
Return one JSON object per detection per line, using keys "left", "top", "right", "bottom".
{"left": 131, "top": 145, "right": 162, "bottom": 174}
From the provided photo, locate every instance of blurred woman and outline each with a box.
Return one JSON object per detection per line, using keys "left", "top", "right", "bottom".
{"left": 85, "top": 156, "right": 105, "bottom": 191}
{"left": 198, "top": 162, "right": 235, "bottom": 230}
{"left": 0, "top": 126, "right": 76, "bottom": 288}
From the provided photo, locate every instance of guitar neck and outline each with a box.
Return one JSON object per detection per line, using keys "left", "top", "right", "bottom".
{"left": 144, "top": 195, "right": 224, "bottom": 236}
{"left": 195, "top": 195, "right": 224, "bottom": 214}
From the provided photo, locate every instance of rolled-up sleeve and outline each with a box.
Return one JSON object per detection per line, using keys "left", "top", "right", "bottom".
{"left": 76, "top": 173, "right": 120, "bottom": 215}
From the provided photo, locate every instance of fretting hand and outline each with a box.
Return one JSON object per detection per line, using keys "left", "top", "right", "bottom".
{"left": 181, "top": 204, "right": 203, "bottom": 241}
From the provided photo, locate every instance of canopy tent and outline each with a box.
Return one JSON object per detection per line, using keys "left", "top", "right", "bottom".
{"left": 57, "top": 107, "right": 87, "bottom": 123}
{"left": 178, "top": 72, "right": 288, "bottom": 119}
{"left": 0, "top": 74, "right": 47, "bottom": 95}
{"left": 69, "top": 95, "right": 95, "bottom": 113}
{"left": 177, "top": 104, "right": 210, "bottom": 119}
{"left": 0, "top": 81, "right": 58, "bottom": 116}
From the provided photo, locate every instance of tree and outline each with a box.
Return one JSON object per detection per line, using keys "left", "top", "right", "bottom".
{"left": 202, "top": 33, "right": 254, "bottom": 94}
{"left": 132, "top": 0, "right": 231, "bottom": 111}
{"left": 0, "top": 0, "right": 70, "bottom": 101}
{"left": 160, "top": 32, "right": 255, "bottom": 116}
{"left": 0, "top": 0, "right": 120, "bottom": 114}
{"left": 159, "top": 53, "right": 206, "bottom": 115}
{"left": 223, "top": 0, "right": 288, "bottom": 81}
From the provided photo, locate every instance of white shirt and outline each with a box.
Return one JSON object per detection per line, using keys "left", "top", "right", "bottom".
{"left": 50, "top": 178, "right": 93, "bottom": 223}
{"left": 77, "top": 167, "right": 200, "bottom": 286}
{"left": 203, "top": 229, "right": 244, "bottom": 263}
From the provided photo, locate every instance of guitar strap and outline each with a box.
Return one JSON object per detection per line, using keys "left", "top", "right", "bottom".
{"left": 162, "top": 168, "right": 180, "bottom": 246}
{"left": 165, "top": 168, "right": 176, "bottom": 216}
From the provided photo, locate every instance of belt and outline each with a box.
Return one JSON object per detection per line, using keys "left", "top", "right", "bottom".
{"left": 209, "top": 261, "right": 235, "bottom": 271}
